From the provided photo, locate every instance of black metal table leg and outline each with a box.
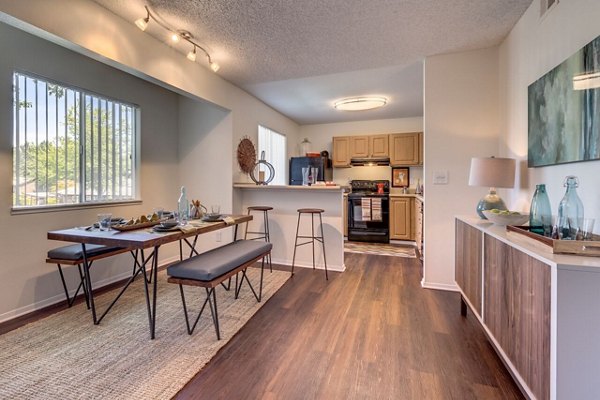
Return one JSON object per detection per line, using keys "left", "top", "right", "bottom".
{"left": 80, "top": 243, "right": 98, "bottom": 324}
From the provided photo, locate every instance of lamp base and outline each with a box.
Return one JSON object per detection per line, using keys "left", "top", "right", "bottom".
{"left": 476, "top": 189, "right": 507, "bottom": 219}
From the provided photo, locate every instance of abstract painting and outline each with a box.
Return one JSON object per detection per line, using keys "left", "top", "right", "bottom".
{"left": 528, "top": 34, "right": 600, "bottom": 167}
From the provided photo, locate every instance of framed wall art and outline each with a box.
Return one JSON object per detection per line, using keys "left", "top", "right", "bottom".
{"left": 392, "top": 167, "right": 409, "bottom": 187}
{"left": 528, "top": 34, "right": 600, "bottom": 167}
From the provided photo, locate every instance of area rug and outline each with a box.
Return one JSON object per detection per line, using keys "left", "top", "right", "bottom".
{"left": 344, "top": 241, "right": 417, "bottom": 258}
{"left": 0, "top": 268, "right": 289, "bottom": 399}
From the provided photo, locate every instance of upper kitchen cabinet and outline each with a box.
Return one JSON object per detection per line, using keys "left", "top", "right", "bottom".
{"left": 349, "top": 136, "right": 369, "bottom": 158}
{"left": 389, "top": 132, "right": 422, "bottom": 166}
{"left": 332, "top": 136, "right": 351, "bottom": 167}
{"left": 369, "top": 134, "right": 389, "bottom": 158}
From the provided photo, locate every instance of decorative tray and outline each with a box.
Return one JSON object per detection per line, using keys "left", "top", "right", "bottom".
{"left": 506, "top": 225, "right": 600, "bottom": 257}
{"left": 112, "top": 220, "right": 161, "bottom": 232}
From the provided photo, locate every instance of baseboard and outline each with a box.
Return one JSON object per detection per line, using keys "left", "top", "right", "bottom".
{"left": 0, "top": 255, "right": 180, "bottom": 324}
{"left": 271, "top": 258, "right": 346, "bottom": 272}
{"left": 420, "top": 279, "right": 459, "bottom": 292}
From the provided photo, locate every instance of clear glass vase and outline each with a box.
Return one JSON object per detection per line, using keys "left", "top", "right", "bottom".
{"left": 557, "top": 176, "right": 584, "bottom": 240}
{"left": 529, "top": 184, "right": 552, "bottom": 236}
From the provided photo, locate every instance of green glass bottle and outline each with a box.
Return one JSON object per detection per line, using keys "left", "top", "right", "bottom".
{"left": 529, "top": 184, "right": 551, "bottom": 236}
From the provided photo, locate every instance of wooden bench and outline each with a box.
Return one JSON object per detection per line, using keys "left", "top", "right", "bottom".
{"left": 46, "top": 244, "right": 138, "bottom": 308}
{"left": 167, "top": 240, "right": 272, "bottom": 339}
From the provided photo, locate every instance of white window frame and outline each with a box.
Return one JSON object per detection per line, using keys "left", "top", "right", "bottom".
{"left": 258, "top": 125, "right": 287, "bottom": 185}
{"left": 11, "top": 71, "right": 141, "bottom": 213}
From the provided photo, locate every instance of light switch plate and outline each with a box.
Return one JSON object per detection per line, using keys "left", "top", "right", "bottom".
{"left": 433, "top": 170, "right": 449, "bottom": 185}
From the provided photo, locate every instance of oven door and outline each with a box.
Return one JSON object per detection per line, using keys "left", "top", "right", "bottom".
{"left": 347, "top": 195, "right": 389, "bottom": 243}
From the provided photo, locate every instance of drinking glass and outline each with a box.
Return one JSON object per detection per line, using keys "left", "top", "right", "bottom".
{"left": 576, "top": 218, "right": 595, "bottom": 240}
{"left": 153, "top": 207, "right": 164, "bottom": 219}
{"left": 98, "top": 213, "right": 112, "bottom": 231}
{"left": 210, "top": 205, "right": 221, "bottom": 216}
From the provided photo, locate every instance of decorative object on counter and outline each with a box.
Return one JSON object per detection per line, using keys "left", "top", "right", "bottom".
{"left": 528, "top": 34, "right": 600, "bottom": 167}
{"left": 237, "top": 137, "right": 257, "bottom": 174}
{"left": 468, "top": 156, "right": 516, "bottom": 219}
{"left": 529, "top": 184, "right": 552, "bottom": 236}
{"left": 300, "top": 137, "right": 311, "bottom": 155}
{"left": 177, "top": 186, "right": 189, "bottom": 224}
{"left": 557, "top": 175, "right": 584, "bottom": 239}
{"left": 482, "top": 210, "right": 529, "bottom": 226}
{"left": 249, "top": 151, "right": 275, "bottom": 185}
{"left": 190, "top": 200, "right": 206, "bottom": 219}
{"left": 415, "top": 179, "right": 423, "bottom": 195}
{"left": 391, "top": 167, "right": 409, "bottom": 188}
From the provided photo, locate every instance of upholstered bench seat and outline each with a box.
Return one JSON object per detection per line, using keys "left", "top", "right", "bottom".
{"left": 167, "top": 240, "right": 272, "bottom": 339}
{"left": 167, "top": 240, "right": 272, "bottom": 282}
{"left": 48, "top": 244, "right": 123, "bottom": 261}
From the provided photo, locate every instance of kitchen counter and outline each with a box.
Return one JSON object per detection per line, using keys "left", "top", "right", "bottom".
{"left": 234, "top": 183, "right": 343, "bottom": 191}
{"left": 234, "top": 184, "right": 345, "bottom": 273}
{"left": 389, "top": 193, "right": 424, "bottom": 202}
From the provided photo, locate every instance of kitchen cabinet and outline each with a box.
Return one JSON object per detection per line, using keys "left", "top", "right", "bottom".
{"left": 332, "top": 136, "right": 351, "bottom": 167}
{"left": 390, "top": 197, "right": 413, "bottom": 240}
{"left": 349, "top": 136, "right": 369, "bottom": 158}
{"left": 369, "top": 134, "right": 389, "bottom": 157}
{"left": 389, "top": 132, "right": 422, "bottom": 166}
{"left": 415, "top": 198, "right": 423, "bottom": 259}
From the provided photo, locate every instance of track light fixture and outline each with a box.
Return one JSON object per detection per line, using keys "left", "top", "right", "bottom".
{"left": 135, "top": 5, "right": 219, "bottom": 73}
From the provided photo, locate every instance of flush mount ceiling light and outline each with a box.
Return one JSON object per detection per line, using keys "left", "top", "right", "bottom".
{"left": 334, "top": 97, "right": 388, "bottom": 111}
{"left": 134, "top": 6, "right": 220, "bottom": 73}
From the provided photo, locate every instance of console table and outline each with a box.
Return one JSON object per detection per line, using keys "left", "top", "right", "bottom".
{"left": 455, "top": 216, "right": 600, "bottom": 400}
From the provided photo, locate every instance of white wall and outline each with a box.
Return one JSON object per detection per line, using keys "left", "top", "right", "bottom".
{"left": 299, "top": 117, "right": 424, "bottom": 187}
{"left": 499, "top": 0, "right": 600, "bottom": 224}
{"left": 423, "top": 47, "right": 500, "bottom": 290}
{"left": 0, "top": 22, "right": 182, "bottom": 320}
{"left": 0, "top": 0, "right": 300, "bottom": 321}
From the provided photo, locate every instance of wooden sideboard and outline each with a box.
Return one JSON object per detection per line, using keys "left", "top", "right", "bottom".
{"left": 455, "top": 216, "right": 600, "bottom": 400}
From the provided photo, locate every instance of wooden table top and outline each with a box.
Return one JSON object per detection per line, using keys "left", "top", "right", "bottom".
{"left": 47, "top": 214, "right": 252, "bottom": 249}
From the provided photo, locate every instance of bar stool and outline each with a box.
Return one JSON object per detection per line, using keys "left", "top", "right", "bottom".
{"left": 245, "top": 206, "right": 273, "bottom": 272}
{"left": 291, "top": 208, "right": 328, "bottom": 280}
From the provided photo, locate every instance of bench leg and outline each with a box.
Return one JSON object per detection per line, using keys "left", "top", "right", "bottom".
{"left": 178, "top": 285, "right": 221, "bottom": 340}
{"left": 235, "top": 267, "right": 261, "bottom": 302}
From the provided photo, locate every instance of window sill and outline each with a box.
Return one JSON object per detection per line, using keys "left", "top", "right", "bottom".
{"left": 11, "top": 200, "right": 143, "bottom": 216}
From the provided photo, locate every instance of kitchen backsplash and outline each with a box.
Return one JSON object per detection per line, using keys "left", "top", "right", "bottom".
{"left": 334, "top": 165, "right": 423, "bottom": 188}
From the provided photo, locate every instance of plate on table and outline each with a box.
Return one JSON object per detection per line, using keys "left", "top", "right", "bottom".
{"left": 152, "top": 224, "right": 180, "bottom": 232}
{"left": 201, "top": 214, "right": 222, "bottom": 222}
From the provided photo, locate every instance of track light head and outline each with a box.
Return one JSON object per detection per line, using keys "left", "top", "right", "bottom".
{"left": 135, "top": 7, "right": 150, "bottom": 31}
{"left": 210, "top": 62, "right": 220, "bottom": 72}
{"left": 170, "top": 32, "right": 180, "bottom": 43}
{"left": 187, "top": 47, "right": 197, "bottom": 62}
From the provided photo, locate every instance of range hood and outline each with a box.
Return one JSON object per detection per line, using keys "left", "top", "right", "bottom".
{"left": 350, "top": 157, "right": 390, "bottom": 166}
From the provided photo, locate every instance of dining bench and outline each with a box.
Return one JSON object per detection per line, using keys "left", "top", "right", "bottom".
{"left": 167, "top": 240, "right": 272, "bottom": 340}
{"left": 46, "top": 244, "right": 138, "bottom": 308}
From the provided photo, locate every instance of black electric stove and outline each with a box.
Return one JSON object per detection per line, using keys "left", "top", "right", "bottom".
{"left": 347, "top": 180, "right": 390, "bottom": 243}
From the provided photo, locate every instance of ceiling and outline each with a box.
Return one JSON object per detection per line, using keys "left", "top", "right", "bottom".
{"left": 92, "top": 0, "right": 533, "bottom": 125}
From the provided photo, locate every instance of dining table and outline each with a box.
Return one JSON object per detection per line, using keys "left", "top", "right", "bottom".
{"left": 47, "top": 214, "right": 252, "bottom": 339}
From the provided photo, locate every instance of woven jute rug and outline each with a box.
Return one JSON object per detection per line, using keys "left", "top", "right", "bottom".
{"left": 0, "top": 268, "right": 289, "bottom": 399}
{"left": 344, "top": 241, "right": 417, "bottom": 258}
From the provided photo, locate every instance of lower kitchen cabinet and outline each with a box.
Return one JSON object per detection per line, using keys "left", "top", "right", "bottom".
{"left": 455, "top": 216, "right": 600, "bottom": 400}
{"left": 390, "top": 197, "right": 413, "bottom": 240}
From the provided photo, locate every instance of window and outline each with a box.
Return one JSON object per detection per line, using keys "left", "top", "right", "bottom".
{"left": 12, "top": 72, "right": 139, "bottom": 208}
{"left": 258, "top": 125, "right": 287, "bottom": 185}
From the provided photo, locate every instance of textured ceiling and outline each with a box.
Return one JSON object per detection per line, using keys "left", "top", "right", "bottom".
{"left": 92, "top": 0, "right": 533, "bottom": 124}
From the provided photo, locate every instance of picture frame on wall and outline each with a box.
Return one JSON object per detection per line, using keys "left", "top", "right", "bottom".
{"left": 392, "top": 167, "right": 409, "bottom": 187}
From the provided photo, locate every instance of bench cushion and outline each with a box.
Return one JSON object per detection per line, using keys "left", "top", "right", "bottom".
{"left": 167, "top": 240, "right": 272, "bottom": 282}
{"left": 48, "top": 244, "right": 122, "bottom": 261}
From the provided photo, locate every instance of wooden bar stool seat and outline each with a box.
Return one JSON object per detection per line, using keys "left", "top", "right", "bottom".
{"left": 291, "top": 208, "right": 328, "bottom": 280}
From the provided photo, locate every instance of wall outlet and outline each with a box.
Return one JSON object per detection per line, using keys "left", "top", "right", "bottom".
{"left": 216, "top": 232, "right": 222, "bottom": 242}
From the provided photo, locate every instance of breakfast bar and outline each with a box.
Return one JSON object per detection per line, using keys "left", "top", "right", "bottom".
{"left": 234, "top": 184, "right": 346, "bottom": 273}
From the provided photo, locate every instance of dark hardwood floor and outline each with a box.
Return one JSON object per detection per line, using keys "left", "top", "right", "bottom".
{"left": 176, "top": 252, "right": 524, "bottom": 400}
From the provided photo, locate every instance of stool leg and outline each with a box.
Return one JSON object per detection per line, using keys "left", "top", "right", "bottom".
{"left": 319, "top": 213, "right": 328, "bottom": 280}
{"left": 291, "top": 213, "right": 301, "bottom": 276}
{"left": 311, "top": 213, "right": 316, "bottom": 270}
{"left": 244, "top": 208, "right": 251, "bottom": 239}
{"left": 264, "top": 210, "right": 273, "bottom": 272}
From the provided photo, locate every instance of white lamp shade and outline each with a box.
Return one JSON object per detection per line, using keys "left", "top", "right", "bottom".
{"left": 468, "top": 157, "right": 516, "bottom": 188}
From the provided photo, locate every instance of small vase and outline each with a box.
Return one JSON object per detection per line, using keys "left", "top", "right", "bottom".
{"left": 529, "top": 184, "right": 552, "bottom": 236}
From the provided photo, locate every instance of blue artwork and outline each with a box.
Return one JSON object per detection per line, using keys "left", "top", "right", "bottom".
{"left": 528, "top": 35, "right": 600, "bottom": 167}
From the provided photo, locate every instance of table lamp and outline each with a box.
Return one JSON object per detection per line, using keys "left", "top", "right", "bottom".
{"left": 468, "top": 156, "right": 516, "bottom": 219}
